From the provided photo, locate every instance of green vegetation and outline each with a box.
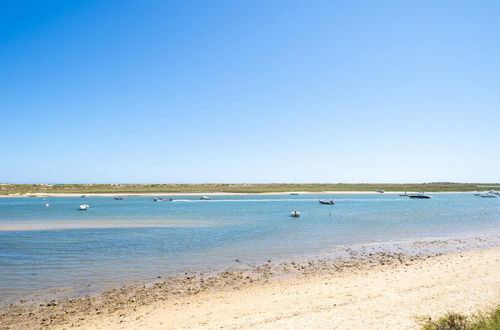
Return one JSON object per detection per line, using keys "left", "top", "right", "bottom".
{"left": 0, "top": 183, "right": 498, "bottom": 195}
{"left": 421, "top": 307, "right": 500, "bottom": 330}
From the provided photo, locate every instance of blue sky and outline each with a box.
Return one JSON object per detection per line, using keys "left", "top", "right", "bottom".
{"left": 1, "top": 0, "right": 499, "bottom": 183}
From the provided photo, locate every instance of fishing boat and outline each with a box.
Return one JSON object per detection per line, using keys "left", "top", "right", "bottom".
{"left": 200, "top": 196, "right": 212, "bottom": 200}
{"left": 319, "top": 199, "right": 335, "bottom": 205}
{"left": 290, "top": 211, "right": 301, "bottom": 217}
{"left": 79, "top": 204, "right": 89, "bottom": 210}
{"left": 408, "top": 193, "right": 432, "bottom": 199}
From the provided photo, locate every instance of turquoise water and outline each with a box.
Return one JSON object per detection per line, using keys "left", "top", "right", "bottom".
{"left": 0, "top": 193, "right": 499, "bottom": 303}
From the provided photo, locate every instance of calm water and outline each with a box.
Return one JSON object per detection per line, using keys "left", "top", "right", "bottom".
{"left": 0, "top": 193, "right": 499, "bottom": 303}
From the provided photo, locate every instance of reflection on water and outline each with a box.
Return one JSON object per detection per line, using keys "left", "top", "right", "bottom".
{"left": 0, "top": 194, "right": 499, "bottom": 303}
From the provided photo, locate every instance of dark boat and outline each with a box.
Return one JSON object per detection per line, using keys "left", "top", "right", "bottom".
{"left": 319, "top": 199, "right": 335, "bottom": 205}
{"left": 408, "top": 193, "right": 432, "bottom": 199}
{"left": 114, "top": 196, "right": 124, "bottom": 200}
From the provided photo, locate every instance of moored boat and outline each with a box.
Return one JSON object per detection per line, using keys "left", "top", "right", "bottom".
{"left": 319, "top": 199, "right": 335, "bottom": 205}
{"left": 290, "top": 211, "right": 301, "bottom": 217}
{"left": 79, "top": 204, "right": 89, "bottom": 210}
{"left": 408, "top": 193, "right": 432, "bottom": 199}
{"left": 200, "top": 196, "right": 212, "bottom": 200}
{"left": 479, "top": 193, "right": 497, "bottom": 198}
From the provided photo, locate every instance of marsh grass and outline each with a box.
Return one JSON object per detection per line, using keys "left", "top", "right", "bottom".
{"left": 421, "top": 307, "right": 500, "bottom": 330}
{"left": 1, "top": 183, "right": 499, "bottom": 194}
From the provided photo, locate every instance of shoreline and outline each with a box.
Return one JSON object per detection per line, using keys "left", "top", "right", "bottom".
{"left": 1, "top": 236, "right": 498, "bottom": 329}
{"left": 0, "top": 191, "right": 478, "bottom": 198}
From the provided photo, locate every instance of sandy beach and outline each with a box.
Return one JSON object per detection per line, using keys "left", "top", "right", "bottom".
{"left": 2, "top": 245, "right": 498, "bottom": 329}
{"left": 0, "top": 191, "right": 477, "bottom": 198}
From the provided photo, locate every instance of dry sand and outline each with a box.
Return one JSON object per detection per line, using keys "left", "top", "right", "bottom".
{"left": 69, "top": 248, "right": 500, "bottom": 330}
{"left": 3, "top": 247, "right": 497, "bottom": 329}
{"left": 0, "top": 191, "right": 475, "bottom": 198}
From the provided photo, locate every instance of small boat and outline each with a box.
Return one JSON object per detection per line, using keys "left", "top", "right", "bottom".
{"left": 153, "top": 197, "right": 165, "bottom": 202}
{"left": 114, "top": 196, "right": 124, "bottom": 200}
{"left": 80, "top": 195, "right": 86, "bottom": 198}
{"left": 79, "top": 204, "right": 90, "bottom": 210}
{"left": 200, "top": 196, "right": 212, "bottom": 200}
{"left": 479, "top": 193, "right": 497, "bottom": 198}
{"left": 375, "top": 190, "right": 385, "bottom": 193}
{"left": 290, "top": 193, "right": 299, "bottom": 195}
{"left": 319, "top": 199, "right": 335, "bottom": 205}
{"left": 290, "top": 211, "right": 301, "bottom": 217}
{"left": 408, "top": 193, "right": 432, "bottom": 199}
{"left": 399, "top": 192, "right": 409, "bottom": 196}
{"left": 45, "top": 203, "right": 50, "bottom": 207}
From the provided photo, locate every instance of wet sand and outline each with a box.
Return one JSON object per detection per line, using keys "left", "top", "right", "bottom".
{"left": 1, "top": 244, "right": 498, "bottom": 329}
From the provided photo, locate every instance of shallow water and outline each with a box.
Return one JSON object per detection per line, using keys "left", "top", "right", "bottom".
{"left": 0, "top": 193, "right": 499, "bottom": 304}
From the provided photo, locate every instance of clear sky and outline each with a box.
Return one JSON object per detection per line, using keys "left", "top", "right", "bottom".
{"left": 1, "top": 0, "right": 499, "bottom": 183}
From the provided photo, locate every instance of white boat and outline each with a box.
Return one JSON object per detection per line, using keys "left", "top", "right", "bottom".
{"left": 319, "top": 199, "right": 335, "bottom": 205}
{"left": 153, "top": 197, "right": 164, "bottom": 202}
{"left": 479, "top": 193, "right": 497, "bottom": 198}
{"left": 290, "top": 211, "right": 301, "bottom": 217}
{"left": 45, "top": 203, "right": 50, "bottom": 207}
{"left": 79, "top": 204, "right": 90, "bottom": 210}
{"left": 200, "top": 196, "right": 212, "bottom": 200}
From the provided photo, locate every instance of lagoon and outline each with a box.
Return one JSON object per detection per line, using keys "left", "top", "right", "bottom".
{"left": 0, "top": 193, "right": 499, "bottom": 304}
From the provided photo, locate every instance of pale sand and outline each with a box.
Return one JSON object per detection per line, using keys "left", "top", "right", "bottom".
{"left": 0, "top": 191, "right": 475, "bottom": 198}
{"left": 60, "top": 248, "right": 500, "bottom": 330}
